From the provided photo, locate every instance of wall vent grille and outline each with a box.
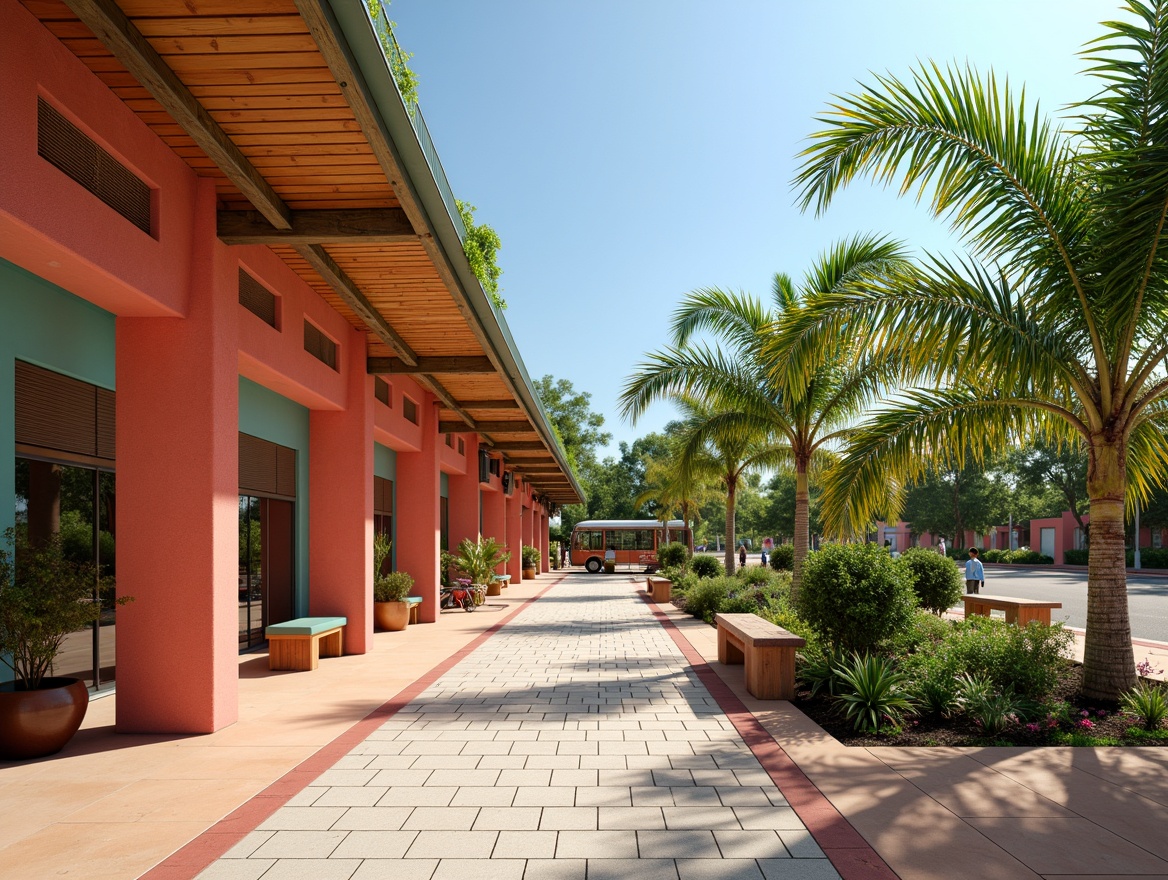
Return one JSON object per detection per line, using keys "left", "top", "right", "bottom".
{"left": 37, "top": 97, "right": 152, "bottom": 236}
{"left": 303, "top": 320, "right": 338, "bottom": 370}
{"left": 239, "top": 270, "right": 277, "bottom": 328}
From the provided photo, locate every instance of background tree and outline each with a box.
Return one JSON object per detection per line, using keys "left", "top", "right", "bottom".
{"left": 533, "top": 375, "right": 611, "bottom": 533}
{"left": 1009, "top": 439, "right": 1089, "bottom": 532}
{"left": 901, "top": 459, "right": 1011, "bottom": 549}
{"left": 788, "top": 4, "right": 1168, "bottom": 698}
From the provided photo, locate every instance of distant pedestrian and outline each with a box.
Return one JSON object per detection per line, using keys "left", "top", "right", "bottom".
{"left": 760, "top": 549, "right": 768, "bottom": 568}
{"left": 739, "top": 545, "right": 747, "bottom": 568}
{"left": 938, "top": 537, "right": 946, "bottom": 557}
{"left": 965, "top": 548, "right": 984, "bottom": 594}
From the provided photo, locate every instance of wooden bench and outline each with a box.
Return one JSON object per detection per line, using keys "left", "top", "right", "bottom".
{"left": 404, "top": 596, "right": 423, "bottom": 625}
{"left": 962, "top": 594, "right": 1062, "bottom": 626}
{"left": 265, "top": 616, "right": 347, "bottom": 671}
{"left": 646, "top": 576, "right": 672, "bottom": 602}
{"left": 715, "top": 613, "right": 806, "bottom": 700}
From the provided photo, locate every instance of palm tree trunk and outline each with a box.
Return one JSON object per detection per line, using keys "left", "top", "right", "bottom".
{"left": 725, "top": 475, "right": 738, "bottom": 574}
{"left": 1082, "top": 440, "right": 1137, "bottom": 701}
{"left": 791, "top": 456, "right": 810, "bottom": 601}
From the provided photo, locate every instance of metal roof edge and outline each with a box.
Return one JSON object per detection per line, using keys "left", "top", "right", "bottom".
{"left": 323, "top": 0, "right": 584, "bottom": 505}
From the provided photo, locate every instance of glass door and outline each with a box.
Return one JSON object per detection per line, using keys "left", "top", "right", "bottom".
{"left": 238, "top": 495, "right": 294, "bottom": 651}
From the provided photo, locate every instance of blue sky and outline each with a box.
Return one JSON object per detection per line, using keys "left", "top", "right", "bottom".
{"left": 391, "top": 1, "right": 1113, "bottom": 457}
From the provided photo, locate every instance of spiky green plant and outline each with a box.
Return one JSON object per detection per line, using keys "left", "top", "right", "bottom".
{"left": 833, "top": 652, "right": 916, "bottom": 733}
{"left": 1121, "top": 682, "right": 1168, "bottom": 731}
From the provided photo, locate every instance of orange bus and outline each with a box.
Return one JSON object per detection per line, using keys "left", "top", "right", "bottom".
{"left": 570, "top": 519, "right": 693, "bottom": 573}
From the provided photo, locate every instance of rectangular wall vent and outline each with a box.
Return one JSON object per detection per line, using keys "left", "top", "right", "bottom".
{"left": 402, "top": 396, "right": 418, "bottom": 425}
{"left": 374, "top": 377, "right": 390, "bottom": 406}
{"left": 37, "top": 97, "right": 152, "bottom": 236}
{"left": 239, "top": 270, "right": 277, "bottom": 328}
{"left": 303, "top": 320, "right": 337, "bottom": 370}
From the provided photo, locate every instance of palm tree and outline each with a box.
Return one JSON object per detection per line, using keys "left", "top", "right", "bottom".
{"left": 654, "top": 397, "right": 782, "bottom": 574}
{"left": 785, "top": 3, "right": 1168, "bottom": 700}
{"left": 620, "top": 236, "right": 911, "bottom": 591}
{"left": 634, "top": 438, "right": 716, "bottom": 543}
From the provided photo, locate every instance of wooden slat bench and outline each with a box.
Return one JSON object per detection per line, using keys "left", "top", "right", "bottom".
{"left": 265, "top": 616, "right": 347, "bottom": 671}
{"left": 404, "top": 596, "right": 423, "bottom": 625}
{"left": 646, "top": 576, "right": 672, "bottom": 602}
{"left": 962, "top": 594, "right": 1062, "bottom": 626}
{"left": 715, "top": 613, "right": 806, "bottom": 700}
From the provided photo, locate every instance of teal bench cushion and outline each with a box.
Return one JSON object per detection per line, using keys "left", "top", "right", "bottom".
{"left": 266, "top": 616, "right": 347, "bottom": 636}
{"left": 404, "top": 596, "right": 423, "bottom": 606}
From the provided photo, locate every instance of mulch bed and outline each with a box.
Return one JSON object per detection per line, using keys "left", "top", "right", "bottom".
{"left": 793, "top": 663, "right": 1168, "bottom": 747}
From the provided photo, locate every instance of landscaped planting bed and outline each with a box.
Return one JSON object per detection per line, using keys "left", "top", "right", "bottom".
{"left": 661, "top": 542, "right": 1168, "bottom": 748}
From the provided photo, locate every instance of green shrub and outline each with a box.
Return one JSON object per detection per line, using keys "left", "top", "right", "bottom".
{"left": 796, "top": 542, "right": 916, "bottom": 654}
{"left": 980, "top": 549, "right": 1006, "bottom": 563}
{"left": 899, "top": 548, "right": 963, "bottom": 614}
{"left": 374, "top": 570, "right": 414, "bottom": 602}
{"left": 768, "top": 544, "right": 795, "bottom": 571}
{"left": 928, "top": 617, "right": 1072, "bottom": 700}
{"left": 657, "top": 542, "right": 691, "bottom": 569}
{"left": 1121, "top": 682, "right": 1168, "bottom": 731}
{"left": 690, "top": 554, "right": 724, "bottom": 579}
{"left": 718, "top": 590, "right": 763, "bottom": 616}
{"left": 913, "top": 675, "right": 959, "bottom": 719}
{"left": 956, "top": 673, "right": 1021, "bottom": 735}
{"left": 833, "top": 653, "right": 916, "bottom": 733}
{"left": 1002, "top": 549, "right": 1053, "bottom": 564}
{"left": 736, "top": 565, "right": 779, "bottom": 587}
{"left": 684, "top": 577, "right": 734, "bottom": 621}
{"left": 883, "top": 609, "right": 953, "bottom": 656}
{"left": 1063, "top": 548, "right": 1089, "bottom": 565}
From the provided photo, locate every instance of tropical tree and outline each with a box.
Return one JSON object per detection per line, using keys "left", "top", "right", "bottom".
{"left": 785, "top": 2, "right": 1168, "bottom": 699}
{"left": 620, "top": 235, "right": 910, "bottom": 589}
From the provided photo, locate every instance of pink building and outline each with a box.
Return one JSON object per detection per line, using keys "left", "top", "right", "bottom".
{"left": 0, "top": 1, "right": 580, "bottom": 733}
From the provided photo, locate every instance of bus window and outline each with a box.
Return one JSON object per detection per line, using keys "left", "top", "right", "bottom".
{"left": 574, "top": 529, "right": 603, "bottom": 551}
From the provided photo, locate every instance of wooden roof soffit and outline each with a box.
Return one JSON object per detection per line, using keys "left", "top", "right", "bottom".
{"left": 293, "top": 0, "right": 503, "bottom": 370}
{"left": 218, "top": 209, "right": 416, "bottom": 246}
{"left": 491, "top": 441, "right": 551, "bottom": 451}
{"left": 59, "top": 0, "right": 483, "bottom": 438}
{"left": 62, "top": 0, "right": 291, "bottom": 232}
{"left": 369, "top": 357, "right": 495, "bottom": 374}
{"left": 466, "top": 400, "right": 521, "bottom": 410}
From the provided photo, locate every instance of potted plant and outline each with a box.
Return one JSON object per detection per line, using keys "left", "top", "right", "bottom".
{"left": 521, "top": 544, "right": 540, "bottom": 579}
{"left": 372, "top": 534, "right": 413, "bottom": 631}
{"left": 0, "top": 527, "right": 123, "bottom": 760}
{"left": 456, "top": 536, "right": 511, "bottom": 597}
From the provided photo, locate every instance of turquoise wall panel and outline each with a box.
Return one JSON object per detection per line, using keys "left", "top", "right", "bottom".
{"left": 239, "top": 376, "right": 310, "bottom": 610}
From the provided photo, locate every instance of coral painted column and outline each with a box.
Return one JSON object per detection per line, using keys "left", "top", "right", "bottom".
{"left": 309, "top": 326, "right": 374, "bottom": 653}
{"left": 446, "top": 434, "right": 480, "bottom": 550}
{"left": 396, "top": 399, "right": 441, "bottom": 622}
{"left": 116, "top": 179, "right": 239, "bottom": 733}
{"left": 505, "top": 492, "right": 523, "bottom": 582}
{"left": 540, "top": 509, "right": 550, "bottom": 573}
{"left": 482, "top": 482, "right": 506, "bottom": 571}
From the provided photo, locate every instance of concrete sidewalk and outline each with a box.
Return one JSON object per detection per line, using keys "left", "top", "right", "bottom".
{"left": 1, "top": 570, "right": 1167, "bottom": 879}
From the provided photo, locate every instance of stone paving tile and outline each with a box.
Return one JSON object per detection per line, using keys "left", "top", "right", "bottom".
{"left": 194, "top": 578, "right": 834, "bottom": 879}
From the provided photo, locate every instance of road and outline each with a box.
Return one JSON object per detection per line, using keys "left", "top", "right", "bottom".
{"left": 970, "top": 567, "right": 1168, "bottom": 644}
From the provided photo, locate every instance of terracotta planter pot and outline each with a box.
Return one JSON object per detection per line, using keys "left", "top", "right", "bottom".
{"left": 0, "top": 677, "right": 89, "bottom": 760}
{"left": 373, "top": 600, "right": 410, "bottom": 632}
{"left": 486, "top": 581, "right": 502, "bottom": 596}
{"left": 522, "top": 566, "right": 536, "bottom": 580}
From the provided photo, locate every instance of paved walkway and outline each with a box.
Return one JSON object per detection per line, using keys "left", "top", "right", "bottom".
{"left": 195, "top": 578, "right": 841, "bottom": 880}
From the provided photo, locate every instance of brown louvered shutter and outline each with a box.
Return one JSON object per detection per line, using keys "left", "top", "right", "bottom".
{"left": 276, "top": 444, "right": 297, "bottom": 498}
{"left": 374, "top": 476, "right": 394, "bottom": 515}
{"left": 239, "top": 270, "right": 277, "bottom": 328}
{"left": 14, "top": 360, "right": 114, "bottom": 464}
{"left": 239, "top": 433, "right": 296, "bottom": 500}
{"left": 37, "top": 98, "right": 152, "bottom": 236}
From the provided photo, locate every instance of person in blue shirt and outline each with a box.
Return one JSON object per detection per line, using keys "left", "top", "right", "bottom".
{"left": 964, "top": 548, "right": 984, "bottom": 594}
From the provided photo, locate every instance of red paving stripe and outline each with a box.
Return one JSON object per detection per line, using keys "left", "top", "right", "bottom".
{"left": 140, "top": 576, "right": 566, "bottom": 880}
{"left": 641, "top": 590, "right": 901, "bottom": 880}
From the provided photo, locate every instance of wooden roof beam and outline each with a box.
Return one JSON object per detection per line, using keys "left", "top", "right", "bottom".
{"left": 64, "top": 0, "right": 291, "bottom": 230}
{"left": 370, "top": 357, "right": 495, "bottom": 375}
{"left": 296, "top": 246, "right": 418, "bottom": 367}
{"left": 439, "top": 420, "right": 531, "bottom": 434}
{"left": 219, "top": 208, "right": 416, "bottom": 245}
{"left": 491, "top": 441, "right": 549, "bottom": 451}
{"left": 464, "top": 399, "right": 520, "bottom": 410}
